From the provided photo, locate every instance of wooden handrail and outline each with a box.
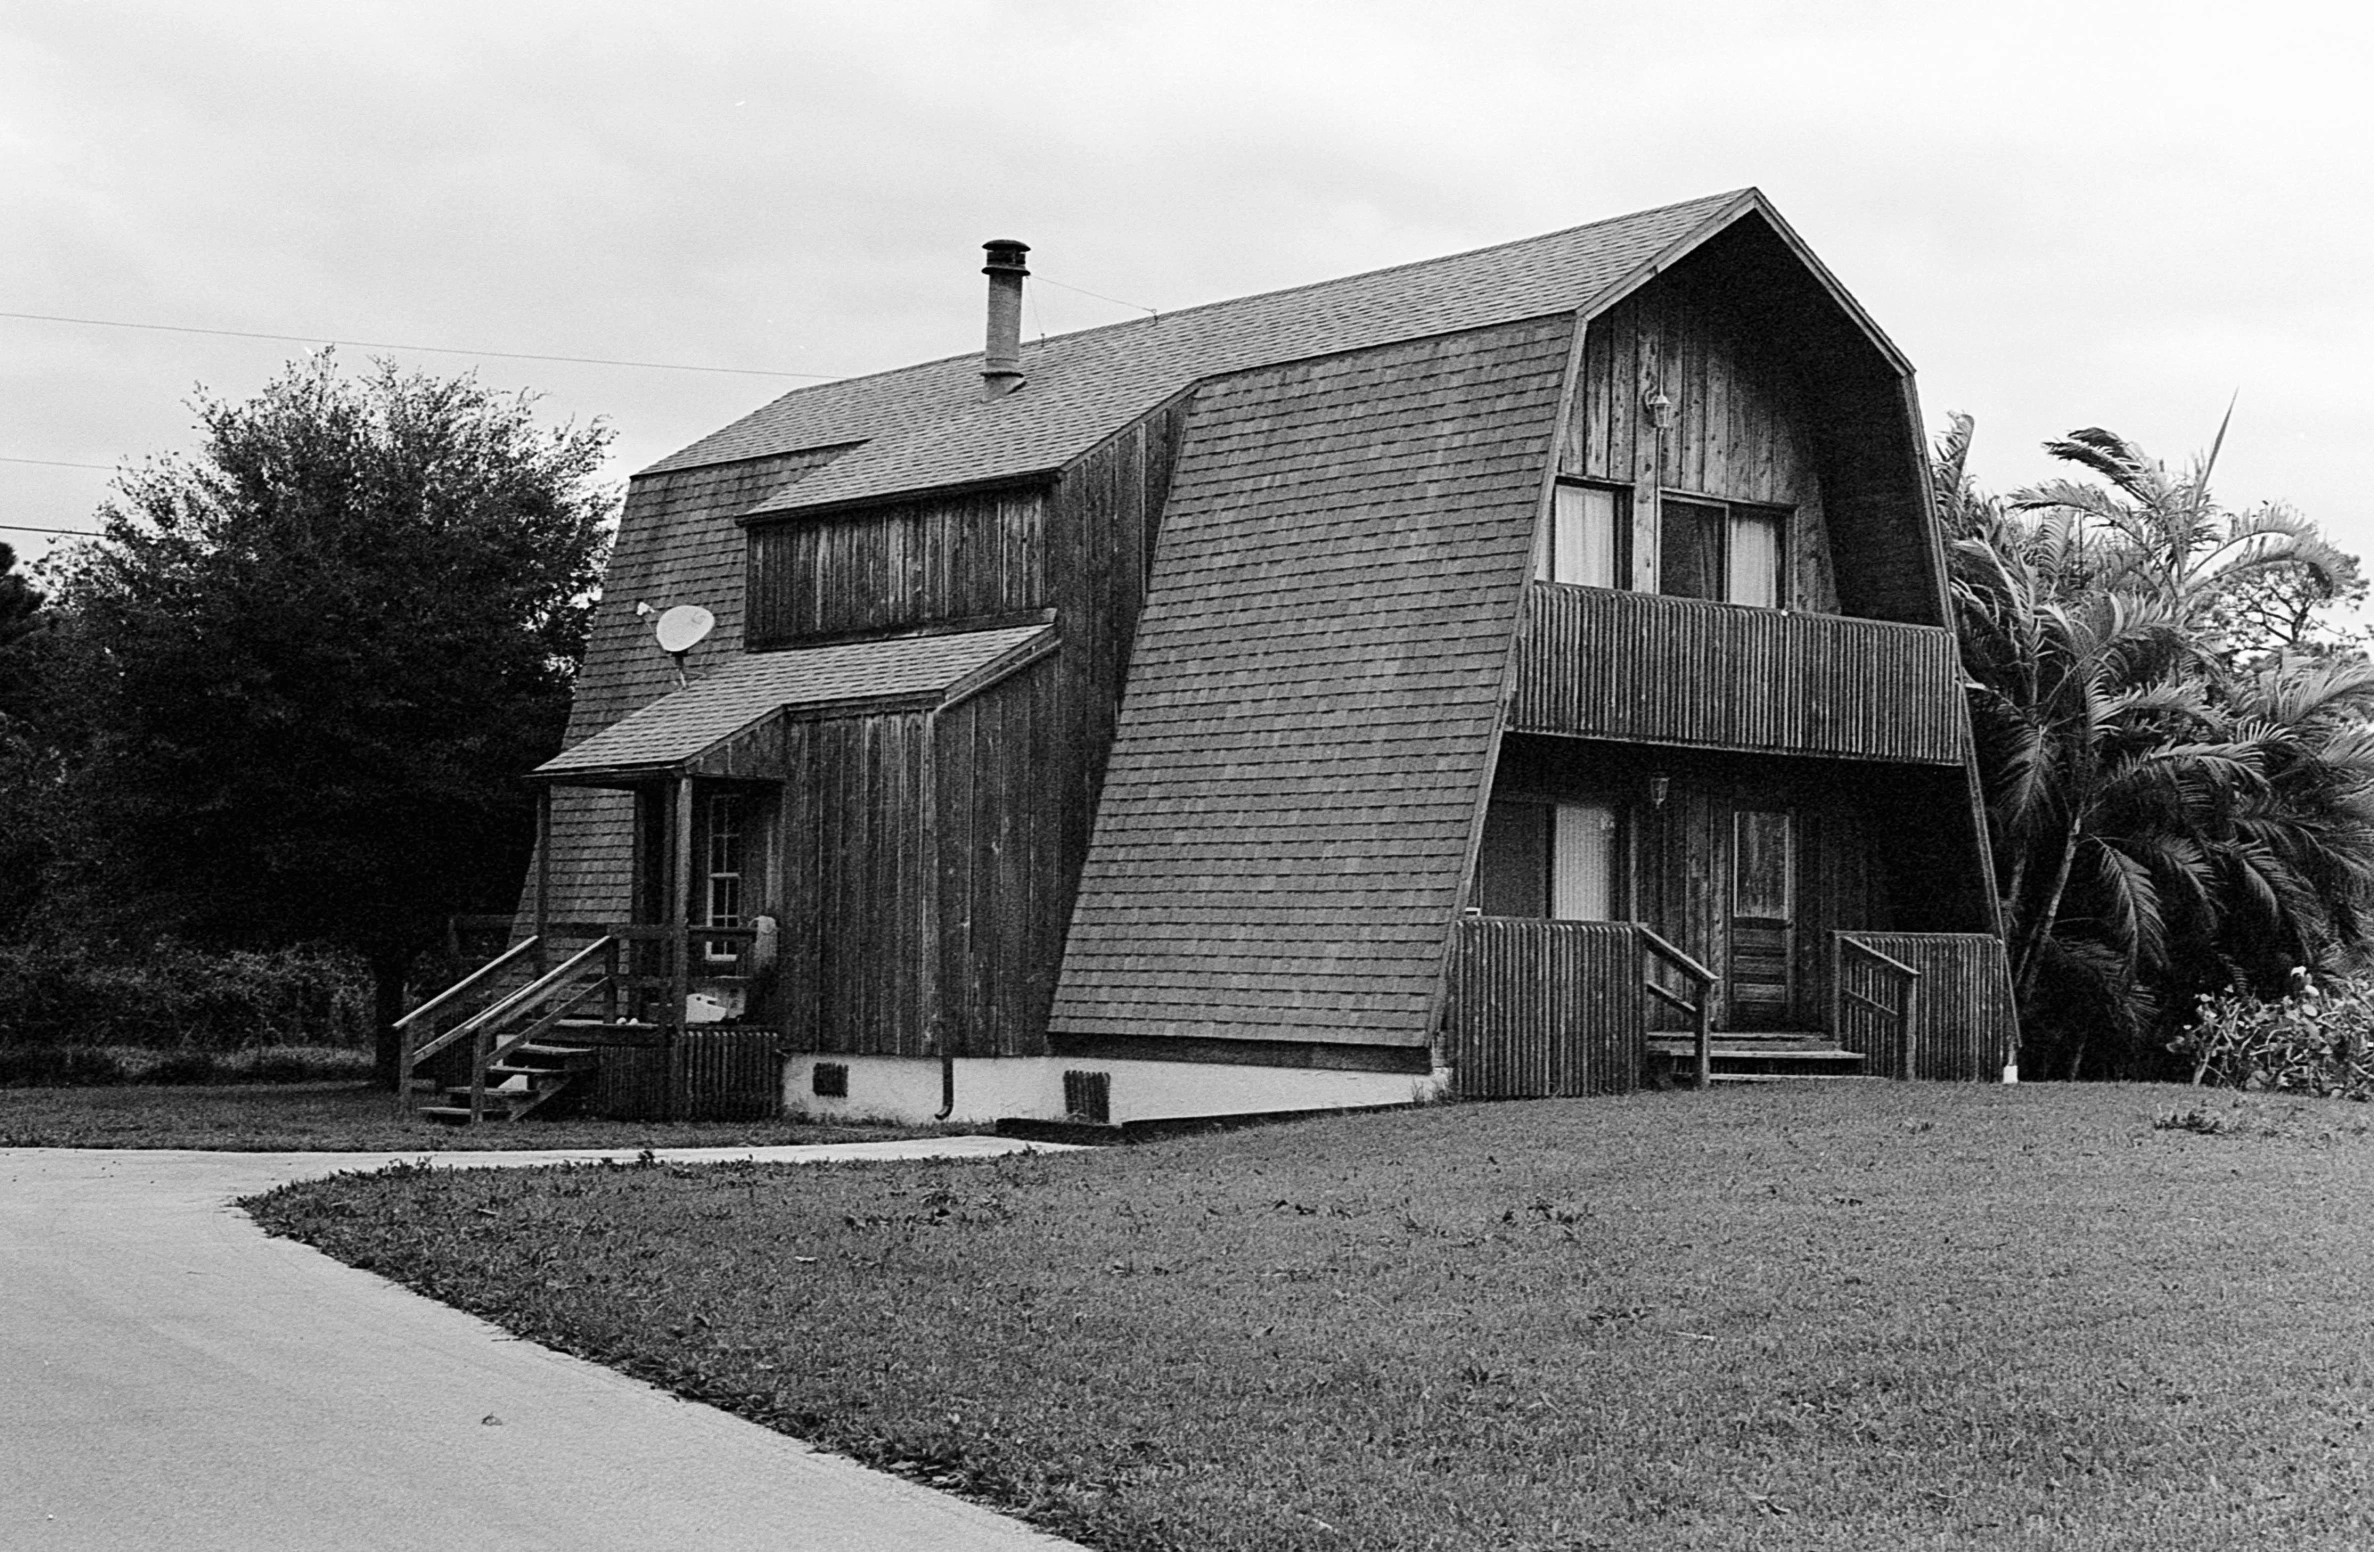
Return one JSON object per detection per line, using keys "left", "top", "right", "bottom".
{"left": 395, "top": 936, "right": 541, "bottom": 1031}
{"left": 1638, "top": 925, "right": 1718, "bottom": 1089}
{"left": 1636, "top": 926, "right": 1717, "bottom": 988}
{"left": 1840, "top": 935, "right": 1924, "bottom": 1080}
{"left": 413, "top": 936, "right": 614, "bottom": 1066}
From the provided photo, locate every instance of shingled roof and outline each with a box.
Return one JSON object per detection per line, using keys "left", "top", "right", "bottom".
{"left": 653, "top": 189, "right": 1756, "bottom": 519}
{"left": 1046, "top": 316, "right": 1575, "bottom": 1048}
{"left": 536, "top": 623, "right": 1051, "bottom": 781}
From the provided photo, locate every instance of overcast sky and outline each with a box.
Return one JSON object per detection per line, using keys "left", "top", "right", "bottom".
{"left": 5, "top": 0, "right": 2368, "bottom": 571}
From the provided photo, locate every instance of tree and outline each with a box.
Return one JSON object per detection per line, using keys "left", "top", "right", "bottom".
{"left": 0, "top": 542, "right": 59, "bottom": 934}
{"left": 48, "top": 352, "right": 614, "bottom": 1080}
{"left": 1943, "top": 414, "right": 2374, "bottom": 1077}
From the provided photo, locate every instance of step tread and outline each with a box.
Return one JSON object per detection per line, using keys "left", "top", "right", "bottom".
{"left": 1648, "top": 1041, "right": 1863, "bottom": 1061}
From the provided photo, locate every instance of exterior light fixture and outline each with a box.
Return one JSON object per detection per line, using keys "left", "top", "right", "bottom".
{"left": 1644, "top": 388, "right": 1676, "bottom": 431}
{"left": 1648, "top": 773, "right": 1670, "bottom": 809}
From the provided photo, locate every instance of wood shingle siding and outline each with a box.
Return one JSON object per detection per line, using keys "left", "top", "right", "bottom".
{"left": 1048, "top": 317, "right": 1576, "bottom": 1048}
{"left": 1508, "top": 584, "right": 1965, "bottom": 762}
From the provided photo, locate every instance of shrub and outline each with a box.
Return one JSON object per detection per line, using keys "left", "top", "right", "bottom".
{"left": 2174, "top": 974, "right": 2374, "bottom": 1100}
{"left": 0, "top": 940, "right": 372, "bottom": 1050}
{"left": 0, "top": 1043, "right": 373, "bottom": 1087}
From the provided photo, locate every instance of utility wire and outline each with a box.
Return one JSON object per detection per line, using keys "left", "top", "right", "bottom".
{"left": 0, "top": 521, "right": 97, "bottom": 536}
{"left": 0, "top": 308, "right": 841, "bottom": 380}
{"left": 1, "top": 455, "right": 116, "bottom": 471}
{"left": 1035, "top": 275, "right": 1159, "bottom": 317}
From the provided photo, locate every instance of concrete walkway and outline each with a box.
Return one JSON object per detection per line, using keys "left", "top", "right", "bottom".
{"left": 1, "top": 1138, "right": 1087, "bottom": 1551}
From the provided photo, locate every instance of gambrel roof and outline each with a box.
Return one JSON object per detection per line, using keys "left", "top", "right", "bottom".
{"left": 1046, "top": 318, "right": 1575, "bottom": 1046}
{"left": 658, "top": 189, "right": 1773, "bottom": 519}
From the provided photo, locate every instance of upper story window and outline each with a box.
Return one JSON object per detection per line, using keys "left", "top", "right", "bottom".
{"left": 1537, "top": 482, "right": 1788, "bottom": 609}
{"left": 1535, "top": 482, "right": 1629, "bottom": 588}
{"left": 1659, "top": 497, "right": 1786, "bottom": 608}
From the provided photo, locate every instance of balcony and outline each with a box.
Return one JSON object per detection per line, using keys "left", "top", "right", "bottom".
{"left": 1507, "top": 583, "right": 1966, "bottom": 764}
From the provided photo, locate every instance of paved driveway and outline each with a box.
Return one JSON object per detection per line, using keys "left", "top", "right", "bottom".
{"left": 1, "top": 1139, "right": 1085, "bottom": 1551}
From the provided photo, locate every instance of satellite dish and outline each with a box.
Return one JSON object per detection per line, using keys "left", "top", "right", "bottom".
{"left": 654, "top": 605, "right": 715, "bottom": 656}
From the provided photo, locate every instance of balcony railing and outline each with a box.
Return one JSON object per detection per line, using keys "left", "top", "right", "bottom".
{"left": 1508, "top": 584, "right": 1966, "bottom": 764}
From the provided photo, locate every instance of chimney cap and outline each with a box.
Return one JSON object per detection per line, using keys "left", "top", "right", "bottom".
{"left": 982, "top": 238, "right": 1031, "bottom": 275}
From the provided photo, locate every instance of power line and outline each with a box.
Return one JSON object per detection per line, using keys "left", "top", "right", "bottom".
{"left": 1, "top": 454, "right": 116, "bottom": 471}
{"left": 0, "top": 308, "right": 842, "bottom": 380}
{"left": 0, "top": 521, "right": 96, "bottom": 536}
{"left": 1035, "top": 274, "right": 1159, "bottom": 317}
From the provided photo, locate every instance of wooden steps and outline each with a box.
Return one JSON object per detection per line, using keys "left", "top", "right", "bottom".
{"left": 419, "top": 1041, "right": 600, "bottom": 1125}
{"left": 1647, "top": 1030, "right": 1868, "bottom": 1083}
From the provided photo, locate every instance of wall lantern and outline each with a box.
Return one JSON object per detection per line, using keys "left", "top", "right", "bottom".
{"left": 1644, "top": 387, "right": 1677, "bottom": 432}
{"left": 1648, "top": 773, "right": 1670, "bottom": 809}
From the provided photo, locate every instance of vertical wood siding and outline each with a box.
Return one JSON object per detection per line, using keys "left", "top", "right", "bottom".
{"left": 1510, "top": 584, "right": 1965, "bottom": 763}
{"left": 1831, "top": 932, "right": 2017, "bottom": 1080}
{"left": 776, "top": 711, "right": 930, "bottom": 1055}
{"left": 741, "top": 398, "right": 1189, "bottom": 1062}
{"left": 1567, "top": 280, "right": 1841, "bottom": 614}
{"left": 745, "top": 489, "right": 1048, "bottom": 645}
{"left": 594, "top": 1029, "right": 784, "bottom": 1120}
{"left": 1445, "top": 918, "right": 1645, "bottom": 1097}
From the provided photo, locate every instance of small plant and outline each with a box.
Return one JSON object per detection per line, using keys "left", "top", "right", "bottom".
{"left": 2173, "top": 972, "right": 2374, "bottom": 1100}
{"left": 2153, "top": 1106, "right": 2232, "bottom": 1135}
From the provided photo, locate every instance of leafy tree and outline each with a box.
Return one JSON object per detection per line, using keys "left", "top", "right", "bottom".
{"left": 1943, "top": 414, "right": 2374, "bottom": 1077}
{"left": 47, "top": 353, "right": 614, "bottom": 1080}
{"left": 0, "top": 542, "right": 60, "bottom": 934}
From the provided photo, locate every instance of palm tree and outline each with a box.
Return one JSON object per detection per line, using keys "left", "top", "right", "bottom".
{"left": 1942, "top": 415, "right": 2374, "bottom": 1076}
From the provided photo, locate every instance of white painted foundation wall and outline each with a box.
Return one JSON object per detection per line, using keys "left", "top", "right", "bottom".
{"left": 782, "top": 1053, "right": 1452, "bottom": 1127}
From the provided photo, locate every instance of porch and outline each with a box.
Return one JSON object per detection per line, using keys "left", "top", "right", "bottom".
{"left": 1442, "top": 916, "right": 2016, "bottom": 1097}
{"left": 394, "top": 921, "right": 784, "bottom": 1123}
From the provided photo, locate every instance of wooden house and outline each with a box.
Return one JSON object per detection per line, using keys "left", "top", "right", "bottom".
{"left": 426, "top": 189, "right": 2015, "bottom": 1126}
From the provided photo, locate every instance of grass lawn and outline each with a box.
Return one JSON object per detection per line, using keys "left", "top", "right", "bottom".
{"left": 0, "top": 1080, "right": 935, "bottom": 1151}
{"left": 248, "top": 1082, "right": 2374, "bottom": 1551}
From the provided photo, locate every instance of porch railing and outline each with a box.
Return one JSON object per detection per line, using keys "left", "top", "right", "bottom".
{"left": 395, "top": 921, "right": 768, "bottom": 1123}
{"left": 1837, "top": 936, "right": 1922, "bottom": 1081}
{"left": 1637, "top": 925, "right": 1719, "bottom": 1089}
{"left": 1508, "top": 583, "right": 1967, "bottom": 764}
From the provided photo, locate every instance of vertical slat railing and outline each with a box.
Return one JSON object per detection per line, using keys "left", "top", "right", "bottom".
{"left": 1508, "top": 584, "right": 1965, "bottom": 763}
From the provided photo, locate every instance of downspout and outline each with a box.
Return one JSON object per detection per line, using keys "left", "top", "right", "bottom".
{"left": 924, "top": 704, "right": 952, "bottom": 1119}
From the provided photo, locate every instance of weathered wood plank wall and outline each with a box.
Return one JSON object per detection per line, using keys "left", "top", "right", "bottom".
{"left": 1445, "top": 918, "right": 1644, "bottom": 1096}
{"left": 1509, "top": 584, "right": 1965, "bottom": 763}
{"left": 1565, "top": 281, "right": 1841, "bottom": 613}
{"left": 746, "top": 489, "right": 1048, "bottom": 645}
{"left": 775, "top": 710, "right": 929, "bottom": 1055}
{"left": 1831, "top": 932, "right": 2017, "bottom": 1080}
{"left": 1490, "top": 737, "right": 1892, "bottom": 1034}
{"left": 748, "top": 396, "right": 1191, "bottom": 1061}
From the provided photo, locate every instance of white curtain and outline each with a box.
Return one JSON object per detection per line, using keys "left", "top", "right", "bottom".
{"left": 1549, "top": 484, "right": 1619, "bottom": 588}
{"left": 1727, "top": 510, "right": 1782, "bottom": 607}
{"left": 1551, "top": 802, "right": 1618, "bottom": 920}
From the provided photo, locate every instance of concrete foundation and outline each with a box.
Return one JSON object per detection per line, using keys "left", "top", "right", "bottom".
{"left": 783, "top": 1053, "right": 1451, "bottom": 1127}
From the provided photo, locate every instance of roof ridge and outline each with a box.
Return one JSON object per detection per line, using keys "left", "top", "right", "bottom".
{"left": 666, "top": 188, "right": 1753, "bottom": 440}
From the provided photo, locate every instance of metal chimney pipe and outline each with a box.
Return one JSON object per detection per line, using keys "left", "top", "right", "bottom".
{"left": 981, "top": 239, "right": 1030, "bottom": 399}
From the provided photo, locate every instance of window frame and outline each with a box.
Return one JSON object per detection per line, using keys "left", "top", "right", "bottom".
{"left": 1534, "top": 480, "right": 1633, "bottom": 590}
{"left": 1651, "top": 491, "right": 1793, "bottom": 610}
{"left": 1472, "top": 793, "right": 1632, "bottom": 922}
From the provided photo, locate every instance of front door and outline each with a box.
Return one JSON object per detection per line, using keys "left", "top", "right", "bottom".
{"left": 1728, "top": 807, "right": 1795, "bottom": 1029}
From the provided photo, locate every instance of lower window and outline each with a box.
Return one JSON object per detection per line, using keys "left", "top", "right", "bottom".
{"left": 1474, "top": 798, "right": 1624, "bottom": 920}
